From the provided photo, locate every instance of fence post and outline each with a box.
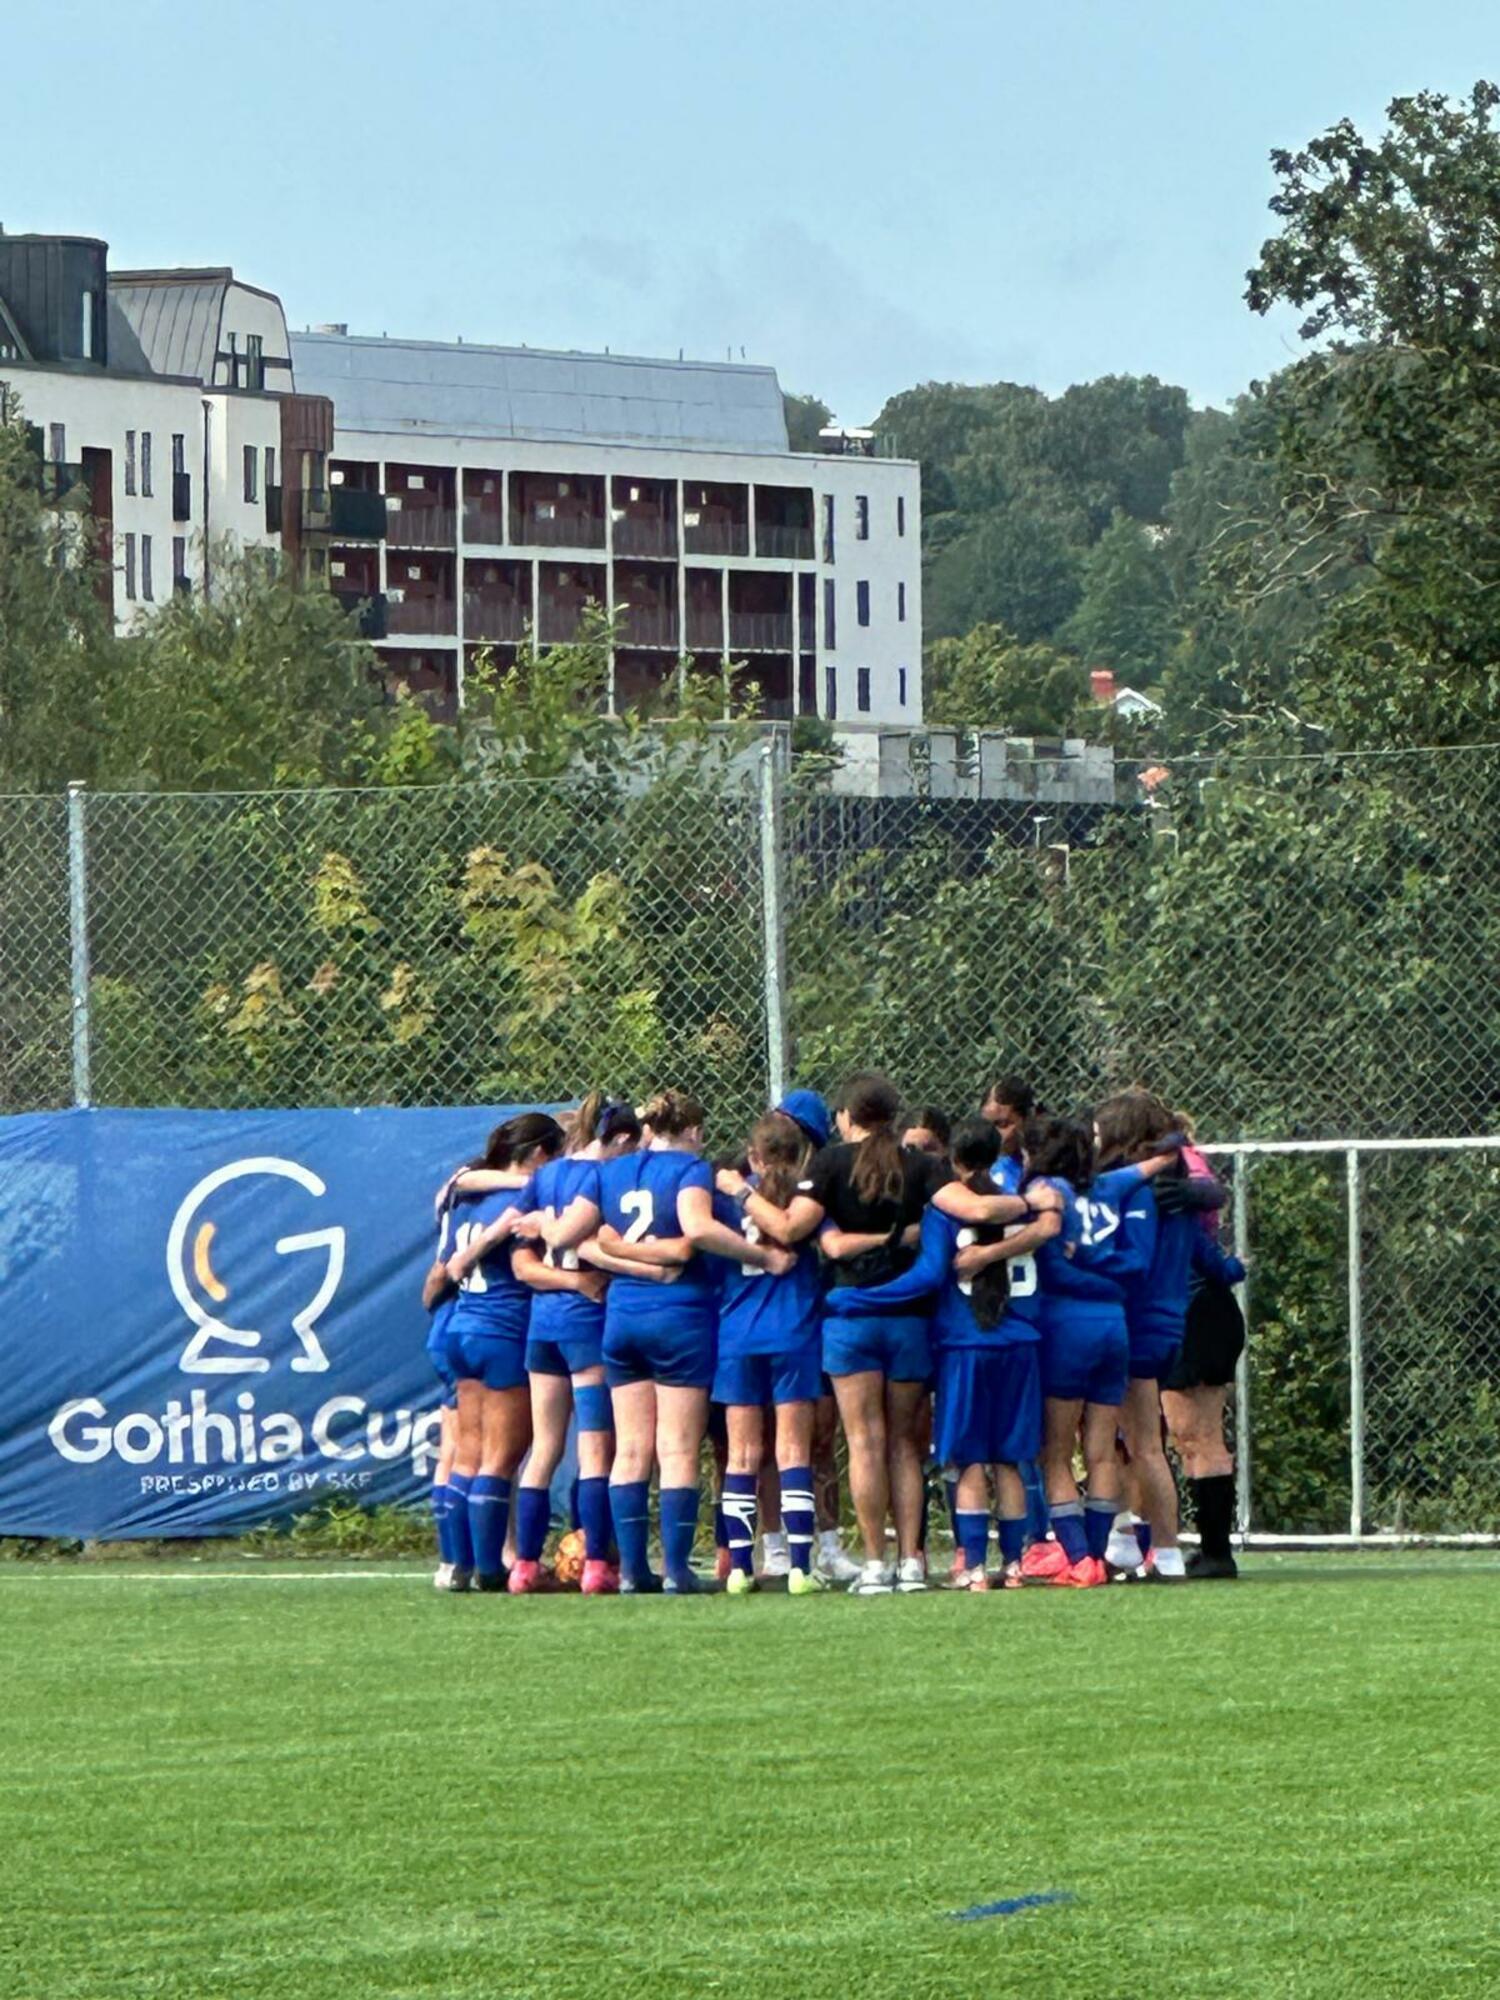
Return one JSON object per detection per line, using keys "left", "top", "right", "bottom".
{"left": 757, "top": 739, "right": 789, "bottom": 1106}
{"left": 66, "top": 780, "right": 92, "bottom": 1109}
{"left": 1232, "top": 1160, "right": 1252, "bottom": 1542}
{"left": 1347, "top": 1147, "right": 1365, "bottom": 1541}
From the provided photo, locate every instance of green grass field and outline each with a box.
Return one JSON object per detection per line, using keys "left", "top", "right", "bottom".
{"left": 4, "top": 1554, "right": 1499, "bottom": 2000}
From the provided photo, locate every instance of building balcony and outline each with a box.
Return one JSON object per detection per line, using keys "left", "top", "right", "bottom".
{"left": 300, "top": 486, "right": 332, "bottom": 531}
{"left": 612, "top": 515, "right": 676, "bottom": 558}
{"left": 617, "top": 605, "right": 679, "bottom": 649}
{"left": 685, "top": 612, "right": 725, "bottom": 651}
{"left": 335, "top": 589, "right": 389, "bottom": 640}
{"left": 728, "top": 612, "right": 794, "bottom": 651}
{"left": 512, "top": 513, "right": 607, "bottom": 550}
{"left": 172, "top": 471, "right": 192, "bottom": 522}
{"left": 463, "top": 592, "right": 528, "bottom": 642}
{"left": 386, "top": 506, "right": 456, "bottom": 548}
{"left": 756, "top": 523, "right": 814, "bottom": 560}
{"left": 386, "top": 593, "right": 457, "bottom": 636}
{"left": 683, "top": 519, "right": 749, "bottom": 557}
{"left": 330, "top": 488, "right": 388, "bottom": 540}
{"left": 463, "top": 506, "right": 505, "bottom": 545}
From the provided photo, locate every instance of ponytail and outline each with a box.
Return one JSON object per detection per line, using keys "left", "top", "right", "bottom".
{"left": 839, "top": 1071, "right": 904, "bottom": 1205}
{"left": 749, "top": 1112, "right": 809, "bottom": 1208}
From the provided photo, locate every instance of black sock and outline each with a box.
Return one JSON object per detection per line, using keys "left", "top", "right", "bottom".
{"left": 1190, "top": 1474, "right": 1235, "bottom": 1559}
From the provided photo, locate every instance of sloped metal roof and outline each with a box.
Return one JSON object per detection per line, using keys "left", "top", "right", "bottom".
{"left": 109, "top": 274, "right": 227, "bottom": 383}
{"left": 289, "top": 331, "right": 789, "bottom": 453}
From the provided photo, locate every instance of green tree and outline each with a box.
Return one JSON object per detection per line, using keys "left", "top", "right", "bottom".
{"left": 924, "top": 622, "right": 1088, "bottom": 733}
{"left": 101, "top": 546, "right": 454, "bottom": 790}
{"left": 1236, "top": 80, "right": 1500, "bottom": 747}
{"left": 782, "top": 391, "right": 833, "bottom": 452}
{"left": 1062, "top": 509, "right": 1175, "bottom": 685}
{"left": 924, "top": 504, "right": 1084, "bottom": 642}
{"left": 0, "top": 404, "right": 116, "bottom": 790}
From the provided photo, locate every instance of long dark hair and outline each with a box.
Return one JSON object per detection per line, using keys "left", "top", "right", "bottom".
{"left": 1023, "top": 1113, "right": 1094, "bottom": 1193}
{"left": 749, "top": 1111, "right": 810, "bottom": 1208}
{"left": 1094, "top": 1088, "right": 1174, "bottom": 1170}
{"left": 840, "top": 1071, "right": 904, "bottom": 1204}
{"left": 500, "top": 1112, "right": 565, "bottom": 1169}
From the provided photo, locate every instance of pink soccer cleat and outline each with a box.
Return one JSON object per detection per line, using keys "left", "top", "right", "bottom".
{"left": 1056, "top": 1556, "right": 1109, "bottom": 1588}
{"left": 580, "top": 1559, "right": 618, "bottom": 1596}
{"left": 507, "top": 1558, "right": 542, "bottom": 1595}
{"left": 1020, "top": 1539, "right": 1071, "bottom": 1582}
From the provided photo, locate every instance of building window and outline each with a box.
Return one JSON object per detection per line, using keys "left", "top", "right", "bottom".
{"left": 171, "top": 433, "right": 186, "bottom": 476}
{"left": 141, "top": 534, "right": 154, "bottom": 602}
{"left": 857, "top": 668, "right": 872, "bottom": 713}
{"left": 81, "top": 291, "right": 95, "bottom": 359}
{"left": 856, "top": 580, "right": 870, "bottom": 626}
{"left": 124, "top": 430, "right": 136, "bottom": 495}
{"left": 823, "top": 577, "right": 836, "bottom": 650}
{"left": 265, "top": 446, "right": 276, "bottom": 494}
{"left": 897, "top": 495, "right": 906, "bottom": 536}
{"left": 825, "top": 666, "right": 837, "bottom": 720}
{"left": 173, "top": 536, "right": 189, "bottom": 592}
{"left": 48, "top": 422, "right": 66, "bottom": 464}
{"left": 855, "top": 495, "right": 869, "bottom": 540}
{"left": 124, "top": 532, "right": 137, "bottom": 601}
{"left": 898, "top": 667, "right": 908, "bottom": 708}
{"left": 243, "top": 445, "right": 258, "bottom": 503}
{"left": 898, "top": 580, "right": 907, "bottom": 622}
{"left": 140, "top": 432, "right": 153, "bottom": 498}
{"left": 246, "top": 333, "right": 264, "bottom": 391}
{"left": 821, "top": 493, "right": 835, "bottom": 564}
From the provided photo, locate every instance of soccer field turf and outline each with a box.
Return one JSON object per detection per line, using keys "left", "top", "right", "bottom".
{"left": 3, "top": 1556, "right": 1498, "bottom": 2000}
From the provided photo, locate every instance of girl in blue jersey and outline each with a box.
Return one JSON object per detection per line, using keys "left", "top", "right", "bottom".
{"left": 591, "top": 1088, "right": 795, "bottom": 1594}
{"left": 1017, "top": 1114, "right": 1163, "bottom": 1588}
{"left": 737, "top": 1072, "right": 1027, "bottom": 1596}
{"left": 823, "top": 1118, "right": 1056, "bottom": 1591}
{"left": 1094, "top": 1090, "right": 1237, "bottom": 1581}
{"left": 422, "top": 1187, "right": 465, "bottom": 1590}
{"left": 508, "top": 1093, "right": 644, "bottom": 1596}
{"left": 443, "top": 1112, "right": 565, "bottom": 1592}
{"left": 711, "top": 1112, "right": 826, "bottom": 1597}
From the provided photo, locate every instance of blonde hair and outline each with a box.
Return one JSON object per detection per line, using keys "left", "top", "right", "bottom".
{"left": 641, "top": 1087, "right": 706, "bottom": 1138}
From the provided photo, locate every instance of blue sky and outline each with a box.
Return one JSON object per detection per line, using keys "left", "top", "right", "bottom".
{"left": 9, "top": 1, "right": 1497, "bottom": 419}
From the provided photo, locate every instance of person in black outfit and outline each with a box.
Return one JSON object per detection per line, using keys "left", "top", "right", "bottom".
{"left": 740, "top": 1073, "right": 1024, "bottom": 1594}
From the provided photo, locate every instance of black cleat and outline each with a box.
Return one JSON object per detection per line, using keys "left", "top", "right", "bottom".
{"left": 474, "top": 1569, "right": 509, "bottom": 1593}
{"left": 1186, "top": 1549, "right": 1239, "bottom": 1580}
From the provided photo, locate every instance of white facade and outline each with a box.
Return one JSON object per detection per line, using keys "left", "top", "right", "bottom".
{"left": 318, "top": 419, "right": 921, "bottom": 726}
{"left": 0, "top": 364, "right": 282, "bottom": 628}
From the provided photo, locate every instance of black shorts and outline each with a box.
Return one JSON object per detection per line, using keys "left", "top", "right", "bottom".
{"left": 1164, "top": 1280, "right": 1245, "bottom": 1391}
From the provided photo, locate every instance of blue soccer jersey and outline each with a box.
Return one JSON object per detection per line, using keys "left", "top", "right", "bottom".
{"left": 525, "top": 1155, "right": 604, "bottom": 1340}
{"left": 711, "top": 1189, "right": 821, "bottom": 1359}
{"left": 1077, "top": 1165, "right": 1157, "bottom": 1291}
{"left": 823, "top": 1203, "right": 1041, "bottom": 1347}
{"left": 598, "top": 1148, "right": 717, "bottom": 1324}
{"left": 445, "top": 1185, "right": 534, "bottom": 1340}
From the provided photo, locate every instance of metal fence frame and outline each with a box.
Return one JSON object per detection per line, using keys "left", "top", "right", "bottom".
{"left": 1206, "top": 1137, "right": 1500, "bottom": 1549}
{"left": 20, "top": 761, "right": 1500, "bottom": 1549}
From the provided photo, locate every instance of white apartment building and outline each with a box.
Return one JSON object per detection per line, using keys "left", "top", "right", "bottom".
{"left": 0, "top": 233, "right": 314, "bottom": 628}
{"left": 290, "top": 330, "right": 922, "bottom": 725}
{"left": 0, "top": 230, "right": 922, "bottom": 727}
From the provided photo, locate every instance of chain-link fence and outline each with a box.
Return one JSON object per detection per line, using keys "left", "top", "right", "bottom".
{"left": 4, "top": 741, "right": 1500, "bottom": 1536}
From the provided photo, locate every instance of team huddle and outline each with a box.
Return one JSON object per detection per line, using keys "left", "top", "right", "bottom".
{"left": 421, "top": 1075, "right": 1247, "bottom": 1596}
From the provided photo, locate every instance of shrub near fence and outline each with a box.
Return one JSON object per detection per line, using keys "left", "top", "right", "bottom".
{"left": 2, "top": 743, "right": 1498, "bottom": 1535}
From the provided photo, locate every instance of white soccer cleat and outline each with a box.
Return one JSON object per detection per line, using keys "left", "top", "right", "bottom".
{"left": 814, "top": 1534, "right": 862, "bottom": 1584}
{"left": 849, "top": 1559, "right": 895, "bottom": 1595}
{"left": 1105, "top": 1530, "right": 1145, "bottom": 1572}
{"left": 759, "top": 1531, "right": 792, "bottom": 1579}
{"left": 895, "top": 1554, "right": 928, "bottom": 1594}
{"left": 433, "top": 1562, "right": 454, "bottom": 1591}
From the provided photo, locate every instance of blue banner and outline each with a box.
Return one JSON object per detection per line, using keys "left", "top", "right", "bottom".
{"left": 0, "top": 1106, "right": 530, "bottom": 1539}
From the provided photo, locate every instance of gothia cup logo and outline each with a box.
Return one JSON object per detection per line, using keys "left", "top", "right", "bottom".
{"left": 166, "top": 1156, "right": 344, "bottom": 1374}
